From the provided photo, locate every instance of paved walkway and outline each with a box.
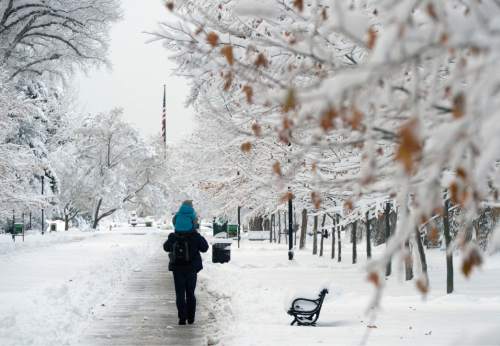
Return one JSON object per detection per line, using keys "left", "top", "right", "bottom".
{"left": 79, "top": 248, "right": 207, "bottom": 346}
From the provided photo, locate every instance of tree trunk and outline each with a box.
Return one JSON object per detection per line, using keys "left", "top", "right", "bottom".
{"left": 319, "top": 229, "right": 324, "bottom": 257}
{"left": 270, "top": 214, "right": 274, "bottom": 243}
{"left": 312, "top": 215, "right": 318, "bottom": 255}
{"left": 352, "top": 221, "right": 357, "bottom": 264}
{"left": 405, "top": 239, "right": 414, "bottom": 281}
{"left": 278, "top": 211, "right": 281, "bottom": 244}
{"left": 415, "top": 226, "right": 428, "bottom": 279}
{"left": 338, "top": 218, "right": 342, "bottom": 262}
{"left": 366, "top": 211, "right": 372, "bottom": 259}
{"left": 443, "top": 198, "right": 454, "bottom": 294}
{"left": 385, "top": 202, "right": 392, "bottom": 276}
{"left": 65, "top": 214, "right": 69, "bottom": 231}
{"left": 319, "top": 214, "right": 326, "bottom": 256}
{"left": 92, "top": 198, "right": 103, "bottom": 229}
{"left": 299, "top": 209, "right": 307, "bottom": 249}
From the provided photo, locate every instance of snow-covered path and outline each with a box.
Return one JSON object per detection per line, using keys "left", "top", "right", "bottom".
{"left": 0, "top": 227, "right": 206, "bottom": 346}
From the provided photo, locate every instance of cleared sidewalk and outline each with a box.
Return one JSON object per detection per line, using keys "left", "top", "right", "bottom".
{"left": 79, "top": 249, "right": 207, "bottom": 346}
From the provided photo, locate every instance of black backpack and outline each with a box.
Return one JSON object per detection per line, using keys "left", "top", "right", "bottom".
{"left": 170, "top": 234, "right": 191, "bottom": 265}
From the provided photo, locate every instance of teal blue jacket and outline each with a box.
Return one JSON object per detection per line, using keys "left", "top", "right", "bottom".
{"left": 172, "top": 203, "right": 198, "bottom": 232}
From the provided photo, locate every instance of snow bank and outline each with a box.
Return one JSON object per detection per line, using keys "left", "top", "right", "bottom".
{"left": 0, "top": 228, "right": 165, "bottom": 346}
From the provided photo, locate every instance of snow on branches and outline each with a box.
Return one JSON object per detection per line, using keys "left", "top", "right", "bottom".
{"left": 159, "top": 0, "right": 500, "bottom": 299}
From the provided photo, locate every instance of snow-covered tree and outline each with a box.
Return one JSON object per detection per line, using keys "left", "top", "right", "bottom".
{"left": 52, "top": 109, "right": 168, "bottom": 229}
{"left": 0, "top": 0, "right": 120, "bottom": 80}
{"left": 158, "top": 0, "right": 500, "bottom": 300}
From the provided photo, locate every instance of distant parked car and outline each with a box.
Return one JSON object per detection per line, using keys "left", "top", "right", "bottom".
{"left": 129, "top": 211, "right": 138, "bottom": 227}
{"left": 144, "top": 216, "right": 154, "bottom": 227}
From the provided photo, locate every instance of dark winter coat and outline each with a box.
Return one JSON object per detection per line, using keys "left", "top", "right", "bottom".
{"left": 163, "top": 231, "right": 209, "bottom": 273}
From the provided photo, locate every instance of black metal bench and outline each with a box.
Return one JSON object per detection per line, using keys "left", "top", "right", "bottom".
{"left": 287, "top": 288, "right": 328, "bottom": 326}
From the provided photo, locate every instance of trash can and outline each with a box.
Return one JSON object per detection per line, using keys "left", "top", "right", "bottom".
{"left": 212, "top": 240, "right": 232, "bottom": 264}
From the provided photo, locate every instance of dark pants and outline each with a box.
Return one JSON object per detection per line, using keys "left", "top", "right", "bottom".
{"left": 172, "top": 271, "right": 197, "bottom": 321}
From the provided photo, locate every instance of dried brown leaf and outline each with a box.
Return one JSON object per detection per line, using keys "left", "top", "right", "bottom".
{"left": 416, "top": 277, "right": 429, "bottom": 295}
{"left": 243, "top": 85, "right": 253, "bottom": 104}
{"left": 344, "top": 199, "right": 354, "bottom": 212}
{"left": 283, "top": 89, "right": 296, "bottom": 113}
{"left": 280, "top": 191, "right": 294, "bottom": 203}
{"left": 462, "top": 246, "right": 483, "bottom": 278}
{"left": 367, "top": 28, "right": 377, "bottom": 50}
{"left": 311, "top": 192, "right": 321, "bottom": 209}
{"left": 428, "top": 227, "right": 440, "bottom": 244}
{"left": 293, "top": 0, "right": 304, "bottom": 12}
{"left": 221, "top": 45, "right": 234, "bottom": 65}
{"left": 255, "top": 53, "right": 268, "bottom": 68}
{"left": 452, "top": 93, "right": 466, "bottom": 119}
{"left": 395, "top": 119, "right": 422, "bottom": 174}
{"left": 426, "top": 3, "right": 438, "bottom": 21}
{"left": 367, "top": 272, "right": 380, "bottom": 287}
{"left": 350, "top": 108, "right": 364, "bottom": 130}
{"left": 251, "top": 121, "right": 261, "bottom": 137}
{"left": 206, "top": 32, "right": 219, "bottom": 47}
{"left": 320, "top": 107, "right": 337, "bottom": 132}
{"left": 272, "top": 161, "right": 282, "bottom": 176}
{"left": 223, "top": 71, "right": 233, "bottom": 91}
{"left": 241, "top": 142, "right": 252, "bottom": 153}
{"left": 456, "top": 167, "right": 467, "bottom": 180}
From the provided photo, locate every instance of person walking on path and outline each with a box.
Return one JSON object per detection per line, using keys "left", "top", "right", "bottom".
{"left": 163, "top": 200, "right": 209, "bottom": 325}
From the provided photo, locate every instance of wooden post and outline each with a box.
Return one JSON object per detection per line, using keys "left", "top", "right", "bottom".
{"left": 366, "top": 211, "right": 372, "bottom": 259}
{"left": 385, "top": 202, "right": 392, "bottom": 276}
{"left": 352, "top": 221, "right": 357, "bottom": 264}
{"left": 312, "top": 215, "right": 318, "bottom": 255}
{"left": 299, "top": 209, "right": 307, "bottom": 249}
{"left": 443, "top": 198, "right": 453, "bottom": 294}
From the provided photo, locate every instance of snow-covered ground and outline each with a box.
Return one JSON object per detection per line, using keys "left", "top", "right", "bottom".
{"left": 0, "top": 227, "right": 165, "bottom": 346}
{"left": 2, "top": 227, "right": 498, "bottom": 346}
{"left": 200, "top": 232, "right": 500, "bottom": 346}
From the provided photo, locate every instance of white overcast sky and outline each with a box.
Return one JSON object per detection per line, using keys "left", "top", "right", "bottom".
{"left": 76, "top": 0, "right": 194, "bottom": 143}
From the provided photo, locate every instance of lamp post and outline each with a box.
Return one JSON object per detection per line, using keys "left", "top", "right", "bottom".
{"left": 41, "top": 175, "right": 45, "bottom": 235}
{"left": 237, "top": 205, "right": 241, "bottom": 249}
{"left": 288, "top": 188, "right": 294, "bottom": 260}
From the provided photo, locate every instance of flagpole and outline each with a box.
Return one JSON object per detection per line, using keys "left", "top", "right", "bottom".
{"left": 162, "top": 84, "right": 167, "bottom": 158}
